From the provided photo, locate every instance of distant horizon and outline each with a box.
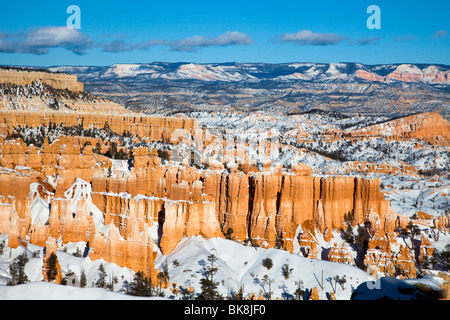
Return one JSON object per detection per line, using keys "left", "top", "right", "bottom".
{"left": 2, "top": 61, "right": 450, "bottom": 69}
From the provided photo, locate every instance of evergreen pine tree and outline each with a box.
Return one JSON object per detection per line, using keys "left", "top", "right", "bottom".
{"left": 45, "top": 252, "right": 59, "bottom": 282}
{"left": 80, "top": 270, "right": 87, "bottom": 288}
{"left": 234, "top": 285, "right": 245, "bottom": 300}
{"left": 198, "top": 254, "right": 222, "bottom": 300}
{"left": 8, "top": 253, "right": 29, "bottom": 286}
{"left": 406, "top": 221, "right": 421, "bottom": 253}
{"left": 342, "top": 211, "right": 355, "bottom": 244}
{"left": 294, "top": 280, "right": 305, "bottom": 300}
{"left": 125, "top": 271, "right": 153, "bottom": 297}
{"left": 95, "top": 263, "right": 107, "bottom": 288}
{"left": 262, "top": 258, "right": 273, "bottom": 270}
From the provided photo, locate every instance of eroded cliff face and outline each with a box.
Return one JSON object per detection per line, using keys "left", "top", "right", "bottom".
{"left": 1, "top": 109, "right": 446, "bottom": 280}
{"left": 349, "top": 112, "right": 450, "bottom": 146}
{"left": 85, "top": 161, "right": 396, "bottom": 251}
{"left": 0, "top": 132, "right": 427, "bottom": 279}
{"left": 0, "top": 110, "right": 200, "bottom": 140}
{"left": 0, "top": 69, "right": 84, "bottom": 92}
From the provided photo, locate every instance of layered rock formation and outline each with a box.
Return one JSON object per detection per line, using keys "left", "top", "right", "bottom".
{"left": 418, "top": 233, "right": 435, "bottom": 264}
{"left": 89, "top": 160, "right": 398, "bottom": 254}
{"left": 0, "top": 137, "right": 406, "bottom": 265}
{"left": 0, "top": 106, "right": 436, "bottom": 280}
{"left": 364, "top": 244, "right": 416, "bottom": 279}
{"left": 0, "top": 110, "right": 199, "bottom": 140}
{"left": 0, "top": 119, "right": 424, "bottom": 278}
{"left": 358, "top": 209, "right": 417, "bottom": 278}
{"left": 357, "top": 64, "right": 450, "bottom": 84}
{"left": 349, "top": 112, "right": 450, "bottom": 146}
{"left": 0, "top": 69, "right": 84, "bottom": 92}
{"left": 328, "top": 243, "right": 353, "bottom": 265}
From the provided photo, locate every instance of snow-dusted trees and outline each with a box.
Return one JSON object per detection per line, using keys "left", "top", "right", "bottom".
{"left": 8, "top": 253, "right": 29, "bottom": 286}
{"left": 123, "top": 271, "right": 153, "bottom": 297}
{"left": 198, "top": 254, "right": 222, "bottom": 300}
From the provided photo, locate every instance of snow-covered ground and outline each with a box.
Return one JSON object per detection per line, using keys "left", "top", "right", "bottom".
{"left": 0, "top": 232, "right": 374, "bottom": 300}
{"left": 0, "top": 281, "right": 160, "bottom": 300}
{"left": 1, "top": 232, "right": 447, "bottom": 300}
{"left": 382, "top": 176, "right": 449, "bottom": 218}
{"left": 156, "top": 236, "right": 372, "bottom": 300}
{"left": 1, "top": 228, "right": 449, "bottom": 300}
{"left": 0, "top": 235, "right": 141, "bottom": 298}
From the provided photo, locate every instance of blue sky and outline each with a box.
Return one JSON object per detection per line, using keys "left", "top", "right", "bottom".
{"left": 0, "top": 0, "right": 448, "bottom": 66}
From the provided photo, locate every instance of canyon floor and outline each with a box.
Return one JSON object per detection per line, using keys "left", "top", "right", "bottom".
{"left": 0, "top": 65, "right": 448, "bottom": 300}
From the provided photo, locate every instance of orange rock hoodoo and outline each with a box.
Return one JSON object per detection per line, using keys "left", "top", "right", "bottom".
{"left": 0, "top": 108, "right": 431, "bottom": 279}
{"left": 0, "top": 134, "right": 407, "bottom": 277}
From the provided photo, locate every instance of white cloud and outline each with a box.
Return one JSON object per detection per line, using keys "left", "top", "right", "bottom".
{"left": 95, "top": 39, "right": 166, "bottom": 53}
{"left": 349, "top": 37, "right": 380, "bottom": 45}
{"left": 168, "top": 31, "right": 253, "bottom": 52}
{"left": 132, "top": 39, "right": 166, "bottom": 51}
{"left": 280, "top": 30, "right": 347, "bottom": 46}
{"left": 0, "top": 26, "right": 92, "bottom": 55}
{"left": 394, "top": 35, "right": 416, "bottom": 42}
{"left": 432, "top": 30, "right": 448, "bottom": 38}
{"left": 0, "top": 27, "right": 252, "bottom": 55}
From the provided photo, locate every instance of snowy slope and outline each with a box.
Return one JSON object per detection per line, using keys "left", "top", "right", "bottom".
{"left": 0, "top": 281, "right": 163, "bottom": 300}
{"left": 155, "top": 236, "right": 373, "bottom": 300}
{"left": 0, "top": 235, "right": 165, "bottom": 300}
{"left": 0, "top": 231, "right": 373, "bottom": 300}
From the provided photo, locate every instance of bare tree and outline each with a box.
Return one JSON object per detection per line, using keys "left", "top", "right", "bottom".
{"left": 262, "top": 275, "right": 274, "bottom": 300}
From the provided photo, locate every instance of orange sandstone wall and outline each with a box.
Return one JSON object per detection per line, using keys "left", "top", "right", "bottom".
{"left": 0, "top": 110, "right": 200, "bottom": 140}
{"left": 350, "top": 112, "right": 450, "bottom": 145}
{"left": 88, "top": 162, "right": 394, "bottom": 254}
{"left": 0, "top": 124, "right": 409, "bottom": 276}
{"left": 0, "top": 69, "right": 84, "bottom": 92}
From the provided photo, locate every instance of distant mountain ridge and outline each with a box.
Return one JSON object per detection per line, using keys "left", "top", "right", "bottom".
{"left": 48, "top": 62, "right": 450, "bottom": 84}
{"left": 43, "top": 62, "right": 450, "bottom": 119}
